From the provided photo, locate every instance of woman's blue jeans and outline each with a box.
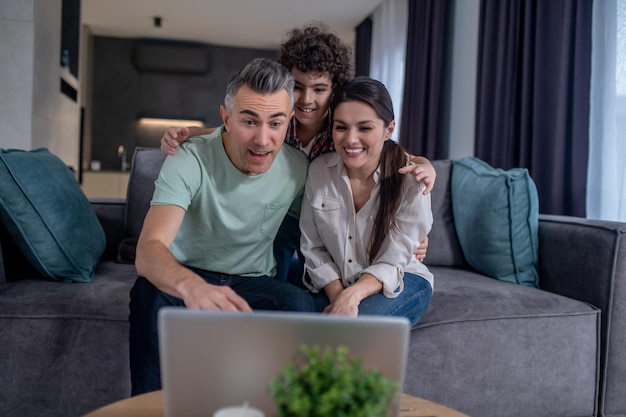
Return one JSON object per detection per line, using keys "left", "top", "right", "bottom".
{"left": 128, "top": 269, "right": 315, "bottom": 396}
{"left": 311, "top": 273, "right": 433, "bottom": 327}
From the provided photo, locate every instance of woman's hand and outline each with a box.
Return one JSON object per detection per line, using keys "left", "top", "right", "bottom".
{"left": 323, "top": 290, "right": 360, "bottom": 317}
{"left": 322, "top": 274, "right": 382, "bottom": 317}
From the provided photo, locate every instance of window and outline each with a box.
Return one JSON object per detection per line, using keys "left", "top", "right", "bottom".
{"left": 587, "top": 0, "right": 626, "bottom": 221}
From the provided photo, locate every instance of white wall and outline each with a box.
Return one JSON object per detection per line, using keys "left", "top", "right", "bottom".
{"left": 0, "top": 0, "right": 34, "bottom": 149}
{"left": 0, "top": 0, "right": 80, "bottom": 172}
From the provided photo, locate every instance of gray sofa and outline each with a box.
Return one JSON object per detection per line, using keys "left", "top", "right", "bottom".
{"left": 0, "top": 147, "right": 624, "bottom": 417}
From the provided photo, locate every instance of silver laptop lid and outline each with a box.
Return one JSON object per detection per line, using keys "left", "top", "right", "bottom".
{"left": 158, "top": 307, "right": 410, "bottom": 417}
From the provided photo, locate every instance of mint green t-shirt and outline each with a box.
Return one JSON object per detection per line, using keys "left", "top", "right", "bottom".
{"left": 152, "top": 127, "right": 308, "bottom": 277}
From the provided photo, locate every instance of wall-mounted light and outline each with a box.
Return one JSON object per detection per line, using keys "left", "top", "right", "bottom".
{"left": 138, "top": 117, "right": 205, "bottom": 128}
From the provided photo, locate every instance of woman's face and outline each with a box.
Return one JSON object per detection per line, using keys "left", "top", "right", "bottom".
{"left": 291, "top": 69, "right": 333, "bottom": 129}
{"left": 332, "top": 100, "right": 395, "bottom": 177}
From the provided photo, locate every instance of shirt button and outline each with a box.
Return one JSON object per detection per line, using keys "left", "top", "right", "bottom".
{"left": 321, "top": 203, "right": 325, "bottom": 207}
{"left": 349, "top": 235, "right": 352, "bottom": 240}
{"left": 348, "top": 259, "right": 352, "bottom": 263}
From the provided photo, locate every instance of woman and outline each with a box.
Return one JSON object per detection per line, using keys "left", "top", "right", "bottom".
{"left": 159, "top": 23, "right": 434, "bottom": 283}
{"left": 300, "top": 77, "right": 433, "bottom": 326}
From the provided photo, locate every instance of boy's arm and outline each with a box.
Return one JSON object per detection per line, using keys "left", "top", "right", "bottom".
{"left": 160, "top": 126, "right": 217, "bottom": 155}
{"left": 399, "top": 154, "right": 436, "bottom": 195}
{"left": 400, "top": 155, "right": 434, "bottom": 262}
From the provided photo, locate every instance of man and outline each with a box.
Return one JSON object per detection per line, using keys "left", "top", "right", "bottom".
{"left": 129, "top": 58, "right": 316, "bottom": 395}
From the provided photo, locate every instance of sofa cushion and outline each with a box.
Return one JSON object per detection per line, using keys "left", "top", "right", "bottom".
{"left": 451, "top": 157, "right": 539, "bottom": 287}
{"left": 0, "top": 148, "right": 105, "bottom": 282}
{"left": 425, "top": 160, "right": 467, "bottom": 267}
{"left": 409, "top": 266, "right": 598, "bottom": 417}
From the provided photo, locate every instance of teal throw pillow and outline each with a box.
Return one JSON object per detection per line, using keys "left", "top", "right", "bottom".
{"left": 451, "top": 157, "right": 539, "bottom": 287}
{"left": 0, "top": 148, "right": 106, "bottom": 282}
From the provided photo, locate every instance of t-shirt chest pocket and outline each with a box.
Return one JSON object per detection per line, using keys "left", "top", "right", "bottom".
{"left": 260, "top": 200, "right": 291, "bottom": 238}
{"left": 311, "top": 196, "right": 341, "bottom": 236}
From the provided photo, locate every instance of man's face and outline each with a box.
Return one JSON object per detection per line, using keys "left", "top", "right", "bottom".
{"left": 220, "top": 85, "right": 294, "bottom": 176}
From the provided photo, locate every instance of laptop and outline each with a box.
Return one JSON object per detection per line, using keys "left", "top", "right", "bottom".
{"left": 158, "top": 307, "right": 410, "bottom": 417}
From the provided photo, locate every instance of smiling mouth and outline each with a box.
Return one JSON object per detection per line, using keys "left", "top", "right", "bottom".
{"left": 344, "top": 147, "right": 365, "bottom": 155}
{"left": 298, "top": 107, "right": 316, "bottom": 113}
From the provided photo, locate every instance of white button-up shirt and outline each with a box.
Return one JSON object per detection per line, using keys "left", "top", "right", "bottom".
{"left": 300, "top": 152, "right": 434, "bottom": 298}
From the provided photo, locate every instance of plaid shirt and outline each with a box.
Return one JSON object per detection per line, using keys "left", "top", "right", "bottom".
{"left": 284, "top": 113, "right": 335, "bottom": 161}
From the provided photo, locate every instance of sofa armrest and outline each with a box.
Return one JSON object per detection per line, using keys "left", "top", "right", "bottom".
{"left": 538, "top": 214, "right": 625, "bottom": 311}
{"left": 90, "top": 198, "right": 126, "bottom": 261}
{"left": 538, "top": 214, "right": 626, "bottom": 416}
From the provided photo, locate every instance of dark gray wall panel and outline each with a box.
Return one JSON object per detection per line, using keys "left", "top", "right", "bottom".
{"left": 90, "top": 36, "right": 276, "bottom": 170}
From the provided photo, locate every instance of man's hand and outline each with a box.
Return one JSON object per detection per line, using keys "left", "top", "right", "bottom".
{"left": 414, "top": 236, "right": 429, "bottom": 263}
{"left": 183, "top": 280, "right": 252, "bottom": 312}
{"left": 160, "top": 127, "right": 190, "bottom": 155}
{"left": 398, "top": 162, "right": 436, "bottom": 195}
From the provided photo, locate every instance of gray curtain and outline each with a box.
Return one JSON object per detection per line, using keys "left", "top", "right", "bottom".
{"left": 399, "top": 0, "right": 450, "bottom": 159}
{"left": 475, "top": 0, "right": 592, "bottom": 217}
{"left": 355, "top": 17, "right": 373, "bottom": 77}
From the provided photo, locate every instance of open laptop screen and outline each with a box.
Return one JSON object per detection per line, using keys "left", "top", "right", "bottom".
{"left": 158, "top": 308, "right": 410, "bottom": 417}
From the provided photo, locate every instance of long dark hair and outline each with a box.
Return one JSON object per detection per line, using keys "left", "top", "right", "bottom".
{"left": 330, "top": 77, "right": 409, "bottom": 263}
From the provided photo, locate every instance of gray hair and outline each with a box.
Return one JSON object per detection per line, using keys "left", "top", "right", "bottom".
{"left": 224, "top": 58, "right": 295, "bottom": 111}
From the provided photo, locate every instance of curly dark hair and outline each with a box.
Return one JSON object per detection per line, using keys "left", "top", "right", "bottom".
{"left": 278, "top": 22, "right": 353, "bottom": 87}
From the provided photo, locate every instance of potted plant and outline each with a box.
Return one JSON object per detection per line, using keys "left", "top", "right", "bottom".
{"left": 269, "top": 345, "right": 399, "bottom": 417}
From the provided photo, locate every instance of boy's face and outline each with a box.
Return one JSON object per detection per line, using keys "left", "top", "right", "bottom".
{"left": 291, "top": 69, "right": 333, "bottom": 128}
{"left": 220, "top": 85, "right": 294, "bottom": 176}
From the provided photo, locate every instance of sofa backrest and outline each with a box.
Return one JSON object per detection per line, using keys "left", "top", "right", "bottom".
{"left": 0, "top": 225, "right": 6, "bottom": 285}
{"left": 425, "top": 160, "right": 467, "bottom": 267}
{"left": 118, "top": 150, "right": 467, "bottom": 268}
{"left": 125, "top": 147, "right": 167, "bottom": 238}
{"left": 0, "top": 219, "right": 40, "bottom": 282}
{"left": 115, "top": 147, "right": 166, "bottom": 263}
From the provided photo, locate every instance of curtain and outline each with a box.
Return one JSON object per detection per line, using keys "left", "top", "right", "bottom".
{"left": 355, "top": 17, "right": 373, "bottom": 77}
{"left": 587, "top": 0, "right": 626, "bottom": 222}
{"left": 369, "top": 0, "right": 408, "bottom": 138}
{"left": 399, "top": 0, "right": 450, "bottom": 159}
{"left": 475, "top": 0, "right": 592, "bottom": 217}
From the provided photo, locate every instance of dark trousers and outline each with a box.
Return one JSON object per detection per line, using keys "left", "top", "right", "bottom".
{"left": 128, "top": 269, "right": 315, "bottom": 396}
{"left": 273, "top": 213, "right": 305, "bottom": 287}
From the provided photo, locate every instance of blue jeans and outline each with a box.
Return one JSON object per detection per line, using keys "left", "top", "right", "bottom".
{"left": 273, "top": 213, "right": 305, "bottom": 287}
{"left": 311, "top": 273, "right": 433, "bottom": 327}
{"left": 128, "top": 269, "right": 315, "bottom": 396}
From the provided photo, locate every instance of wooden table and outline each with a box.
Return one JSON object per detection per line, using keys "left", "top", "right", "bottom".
{"left": 83, "top": 390, "right": 470, "bottom": 417}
